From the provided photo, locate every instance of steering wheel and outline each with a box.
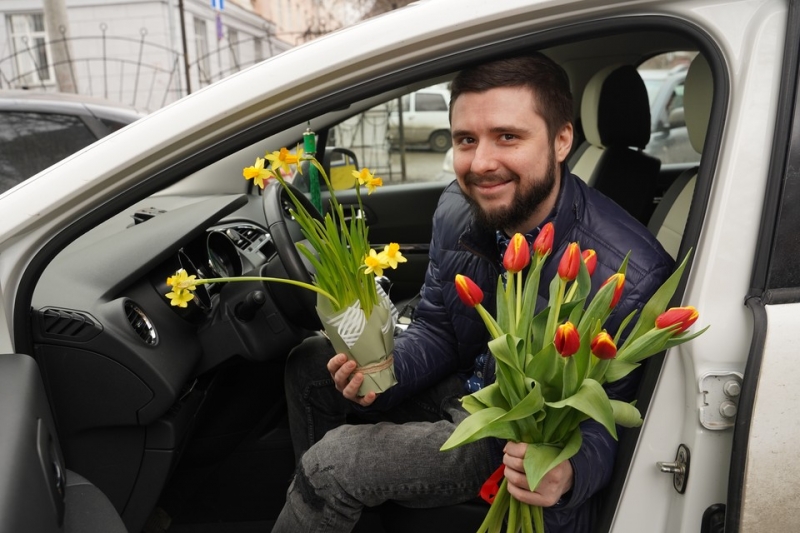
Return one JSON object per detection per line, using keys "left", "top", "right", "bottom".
{"left": 263, "top": 178, "right": 324, "bottom": 330}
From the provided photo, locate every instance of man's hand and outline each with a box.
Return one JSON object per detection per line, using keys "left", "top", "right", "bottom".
{"left": 503, "top": 441, "right": 574, "bottom": 507}
{"left": 327, "top": 353, "right": 378, "bottom": 407}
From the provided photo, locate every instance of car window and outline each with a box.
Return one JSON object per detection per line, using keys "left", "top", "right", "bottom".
{"left": 639, "top": 52, "right": 700, "bottom": 166}
{"left": 0, "top": 111, "right": 99, "bottom": 194}
{"left": 415, "top": 92, "right": 448, "bottom": 112}
{"left": 319, "top": 83, "right": 453, "bottom": 187}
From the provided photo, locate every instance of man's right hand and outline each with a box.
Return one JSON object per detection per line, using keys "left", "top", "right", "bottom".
{"left": 327, "top": 353, "right": 379, "bottom": 407}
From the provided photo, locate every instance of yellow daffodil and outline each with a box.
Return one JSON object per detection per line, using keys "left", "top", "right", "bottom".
{"left": 242, "top": 157, "right": 273, "bottom": 189}
{"left": 166, "top": 288, "right": 194, "bottom": 308}
{"left": 165, "top": 269, "right": 198, "bottom": 308}
{"left": 266, "top": 146, "right": 304, "bottom": 175}
{"left": 364, "top": 249, "right": 389, "bottom": 277}
{"left": 352, "top": 168, "right": 384, "bottom": 194}
{"left": 167, "top": 268, "right": 197, "bottom": 291}
{"left": 353, "top": 168, "right": 373, "bottom": 186}
{"left": 364, "top": 175, "right": 383, "bottom": 194}
{"left": 380, "top": 243, "right": 407, "bottom": 269}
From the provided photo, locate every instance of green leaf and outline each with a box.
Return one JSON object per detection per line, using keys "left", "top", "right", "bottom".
{"left": 625, "top": 250, "right": 693, "bottom": 345}
{"left": 461, "top": 382, "right": 511, "bottom": 413}
{"left": 604, "top": 360, "right": 640, "bottom": 382}
{"left": 546, "top": 379, "right": 618, "bottom": 440}
{"left": 496, "top": 275, "right": 509, "bottom": 333}
{"left": 439, "top": 407, "right": 519, "bottom": 450}
{"left": 522, "top": 428, "right": 582, "bottom": 495}
{"left": 663, "top": 325, "right": 710, "bottom": 350}
{"left": 610, "top": 400, "right": 643, "bottom": 428}
{"left": 616, "top": 327, "right": 675, "bottom": 364}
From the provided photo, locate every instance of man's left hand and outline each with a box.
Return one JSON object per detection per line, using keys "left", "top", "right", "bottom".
{"left": 503, "top": 441, "right": 574, "bottom": 507}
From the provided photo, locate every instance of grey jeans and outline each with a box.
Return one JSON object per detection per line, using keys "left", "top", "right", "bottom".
{"left": 272, "top": 336, "right": 500, "bottom": 533}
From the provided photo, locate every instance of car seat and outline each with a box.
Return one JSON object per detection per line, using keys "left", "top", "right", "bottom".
{"left": 570, "top": 64, "right": 661, "bottom": 224}
{"left": 647, "top": 54, "right": 713, "bottom": 258}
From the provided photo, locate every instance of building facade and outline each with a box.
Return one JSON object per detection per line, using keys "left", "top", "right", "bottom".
{"left": 0, "top": 0, "right": 291, "bottom": 112}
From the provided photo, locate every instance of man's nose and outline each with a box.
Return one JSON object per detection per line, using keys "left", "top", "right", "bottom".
{"left": 470, "top": 142, "right": 500, "bottom": 175}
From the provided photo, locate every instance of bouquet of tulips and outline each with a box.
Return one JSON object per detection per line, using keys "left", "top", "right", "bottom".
{"left": 166, "top": 143, "right": 403, "bottom": 394}
{"left": 440, "top": 223, "right": 706, "bottom": 533}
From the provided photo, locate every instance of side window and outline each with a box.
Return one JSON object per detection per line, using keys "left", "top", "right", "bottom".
{"left": 639, "top": 52, "right": 700, "bottom": 166}
{"left": 415, "top": 92, "right": 448, "bottom": 112}
{"left": 0, "top": 111, "right": 99, "bottom": 194}
{"left": 326, "top": 82, "right": 453, "bottom": 186}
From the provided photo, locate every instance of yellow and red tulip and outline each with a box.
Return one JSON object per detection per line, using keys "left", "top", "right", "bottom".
{"left": 601, "top": 273, "right": 625, "bottom": 308}
{"left": 582, "top": 249, "right": 597, "bottom": 277}
{"left": 533, "top": 222, "right": 555, "bottom": 257}
{"left": 655, "top": 306, "right": 699, "bottom": 333}
{"left": 558, "top": 243, "right": 581, "bottom": 282}
{"left": 503, "top": 233, "right": 531, "bottom": 274}
{"left": 590, "top": 331, "right": 617, "bottom": 360}
{"left": 455, "top": 274, "right": 484, "bottom": 307}
{"left": 554, "top": 322, "right": 580, "bottom": 357}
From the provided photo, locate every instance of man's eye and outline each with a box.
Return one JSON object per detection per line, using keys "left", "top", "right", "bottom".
{"left": 457, "top": 137, "right": 475, "bottom": 145}
{"left": 501, "top": 134, "right": 517, "bottom": 141}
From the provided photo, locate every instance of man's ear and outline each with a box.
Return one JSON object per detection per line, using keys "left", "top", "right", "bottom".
{"left": 554, "top": 123, "right": 573, "bottom": 163}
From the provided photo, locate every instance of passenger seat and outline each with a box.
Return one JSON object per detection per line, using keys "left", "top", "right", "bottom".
{"left": 647, "top": 54, "right": 713, "bottom": 259}
{"left": 570, "top": 64, "right": 661, "bottom": 224}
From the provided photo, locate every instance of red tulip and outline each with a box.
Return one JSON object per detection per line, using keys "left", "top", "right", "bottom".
{"left": 503, "top": 233, "right": 530, "bottom": 274}
{"left": 533, "top": 222, "right": 555, "bottom": 257}
{"left": 590, "top": 331, "right": 617, "bottom": 360}
{"left": 455, "top": 274, "right": 483, "bottom": 307}
{"left": 655, "top": 306, "right": 699, "bottom": 333}
{"left": 558, "top": 243, "right": 581, "bottom": 282}
{"left": 582, "top": 249, "right": 597, "bottom": 277}
{"left": 554, "top": 322, "right": 580, "bottom": 357}
{"left": 601, "top": 273, "right": 625, "bottom": 308}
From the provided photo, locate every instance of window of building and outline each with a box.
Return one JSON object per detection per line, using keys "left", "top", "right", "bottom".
{"left": 228, "top": 28, "right": 239, "bottom": 71}
{"left": 194, "top": 18, "right": 211, "bottom": 86}
{"left": 6, "top": 13, "right": 53, "bottom": 87}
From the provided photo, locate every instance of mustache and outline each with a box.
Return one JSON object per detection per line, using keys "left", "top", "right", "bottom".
{"left": 463, "top": 171, "right": 518, "bottom": 186}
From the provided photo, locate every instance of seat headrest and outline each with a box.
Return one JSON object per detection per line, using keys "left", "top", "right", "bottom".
{"left": 581, "top": 64, "right": 651, "bottom": 150}
{"left": 684, "top": 54, "right": 713, "bottom": 154}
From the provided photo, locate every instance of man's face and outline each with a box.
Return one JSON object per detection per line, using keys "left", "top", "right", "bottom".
{"left": 450, "top": 86, "right": 572, "bottom": 234}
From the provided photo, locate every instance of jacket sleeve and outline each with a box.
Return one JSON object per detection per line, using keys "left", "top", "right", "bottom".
{"left": 363, "top": 210, "right": 462, "bottom": 411}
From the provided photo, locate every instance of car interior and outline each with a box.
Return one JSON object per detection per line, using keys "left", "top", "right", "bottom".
{"left": 3, "top": 13, "right": 722, "bottom": 533}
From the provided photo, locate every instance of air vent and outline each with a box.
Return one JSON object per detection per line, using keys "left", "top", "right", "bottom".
{"left": 39, "top": 308, "right": 102, "bottom": 341}
{"left": 124, "top": 301, "right": 158, "bottom": 346}
{"left": 222, "top": 224, "right": 269, "bottom": 254}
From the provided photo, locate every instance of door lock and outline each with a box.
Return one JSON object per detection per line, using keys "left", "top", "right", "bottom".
{"left": 657, "top": 443, "right": 690, "bottom": 494}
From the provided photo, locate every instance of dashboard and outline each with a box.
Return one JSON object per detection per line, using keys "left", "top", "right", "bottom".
{"left": 30, "top": 192, "right": 305, "bottom": 434}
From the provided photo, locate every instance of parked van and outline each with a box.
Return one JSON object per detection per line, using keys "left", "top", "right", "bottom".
{"left": 387, "top": 87, "right": 451, "bottom": 152}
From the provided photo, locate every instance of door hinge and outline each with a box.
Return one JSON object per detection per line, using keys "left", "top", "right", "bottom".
{"left": 699, "top": 372, "right": 743, "bottom": 430}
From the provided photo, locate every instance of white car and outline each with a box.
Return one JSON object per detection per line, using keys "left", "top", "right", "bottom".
{"left": 1, "top": 1, "right": 797, "bottom": 532}
{"left": 387, "top": 86, "right": 452, "bottom": 152}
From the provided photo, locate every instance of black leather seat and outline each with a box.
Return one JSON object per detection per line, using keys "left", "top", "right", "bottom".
{"left": 0, "top": 353, "right": 127, "bottom": 533}
{"left": 570, "top": 64, "right": 661, "bottom": 224}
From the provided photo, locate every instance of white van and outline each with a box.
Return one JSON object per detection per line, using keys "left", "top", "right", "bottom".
{"left": 387, "top": 87, "right": 451, "bottom": 152}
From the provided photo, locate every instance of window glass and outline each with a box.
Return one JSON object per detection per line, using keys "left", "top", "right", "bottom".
{"left": 415, "top": 92, "right": 448, "bottom": 111}
{"left": 639, "top": 52, "right": 700, "bottom": 166}
{"left": 322, "top": 83, "right": 453, "bottom": 186}
{"left": 0, "top": 111, "right": 98, "bottom": 194}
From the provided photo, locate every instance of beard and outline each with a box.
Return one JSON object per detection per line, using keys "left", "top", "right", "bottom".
{"left": 461, "top": 149, "right": 557, "bottom": 232}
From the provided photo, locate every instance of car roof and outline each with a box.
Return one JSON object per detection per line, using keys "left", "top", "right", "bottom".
{"left": 0, "top": 90, "right": 145, "bottom": 123}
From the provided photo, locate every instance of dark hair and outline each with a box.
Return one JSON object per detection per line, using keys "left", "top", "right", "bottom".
{"left": 449, "top": 52, "right": 573, "bottom": 142}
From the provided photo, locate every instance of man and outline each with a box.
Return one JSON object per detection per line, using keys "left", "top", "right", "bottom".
{"left": 273, "top": 53, "right": 674, "bottom": 532}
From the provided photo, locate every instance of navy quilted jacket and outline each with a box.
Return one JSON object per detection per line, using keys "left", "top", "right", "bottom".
{"left": 374, "top": 165, "right": 674, "bottom": 531}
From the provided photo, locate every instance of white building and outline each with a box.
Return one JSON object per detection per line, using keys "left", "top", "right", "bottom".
{"left": 0, "top": 0, "right": 291, "bottom": 112}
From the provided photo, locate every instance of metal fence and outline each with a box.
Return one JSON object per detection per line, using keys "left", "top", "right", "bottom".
{"left": 0, "top": 23, "right": 280, "bottom": 113}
